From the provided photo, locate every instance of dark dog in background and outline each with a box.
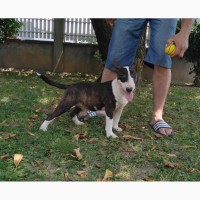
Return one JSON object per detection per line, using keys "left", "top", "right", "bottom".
{"left": 37, "top": 66, "right": 135, "bottom": 138}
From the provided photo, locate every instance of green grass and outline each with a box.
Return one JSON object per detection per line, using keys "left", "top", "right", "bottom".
{"left": 0, "top": 69, "right": 200, "bottom": 181}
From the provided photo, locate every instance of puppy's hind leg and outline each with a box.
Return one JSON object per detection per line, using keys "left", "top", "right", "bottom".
{"left": 40, "top": 101, "right": 70, "bottom": 131}
{"left": 70, "top": 106, "right": 85, "bottom": 126}
{"left": 40, "top": 119, "right": 54, "bottom": 131}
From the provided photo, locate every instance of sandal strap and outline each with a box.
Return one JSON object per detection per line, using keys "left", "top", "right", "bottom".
{"left": 87, "top": 111, "right": 97, "bottom": 118}
{"left": 152, "top": 120, "right": 171, "bottom": 132}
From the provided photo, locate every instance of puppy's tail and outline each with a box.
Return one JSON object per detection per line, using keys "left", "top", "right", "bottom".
{"left": 36, "top": 72, "right": 67, "bottom": 89}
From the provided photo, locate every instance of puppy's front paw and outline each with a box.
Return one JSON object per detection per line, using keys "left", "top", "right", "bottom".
{"left": 113, "top": 126, "right": 123, "bottom": 132}
{"left": 76, "top": 121, "right": 85, "bottom": 126}
{"left": 39, "top": 126, "right": 47, "bottom": 131}
{"left": 106, "top": 132, "right": 118, "bottom": 138}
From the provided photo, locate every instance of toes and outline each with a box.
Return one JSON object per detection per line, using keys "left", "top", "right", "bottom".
{"left": 158, "top": 128, "right": 173, "bottom": 136}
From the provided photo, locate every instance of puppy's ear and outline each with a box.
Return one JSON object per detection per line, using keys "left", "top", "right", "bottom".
{"left": 129, "top": 66, "right": 138, "bottom": 84}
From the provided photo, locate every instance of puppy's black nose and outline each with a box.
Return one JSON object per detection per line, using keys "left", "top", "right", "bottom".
{"left": 126, "top": 87, "right": 133, "bottom": 93}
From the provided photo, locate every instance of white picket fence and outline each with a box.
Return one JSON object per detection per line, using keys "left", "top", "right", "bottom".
{"left": 16, "top": 18, "right": 150, "bottom": 46}
{"left": 16, "top": 18, "right": 97, "bottom": 44}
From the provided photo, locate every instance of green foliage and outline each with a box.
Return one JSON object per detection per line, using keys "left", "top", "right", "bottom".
{"left": 94, "top": 50, "right": 105, "bottom": 68}
{"left": 0, "top": 18, "right": 22, "bottom": 44}
{"left": 184, "top": 21, "right": 200, "bottom": 86}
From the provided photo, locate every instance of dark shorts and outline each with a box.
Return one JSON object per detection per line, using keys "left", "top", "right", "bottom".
{"left": 105, "top": 18, "right": 178, "bottom": 71}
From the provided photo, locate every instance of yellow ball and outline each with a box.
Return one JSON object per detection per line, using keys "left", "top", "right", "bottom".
{"left": 165, "top": 43, "right": 176, "bottom": 56}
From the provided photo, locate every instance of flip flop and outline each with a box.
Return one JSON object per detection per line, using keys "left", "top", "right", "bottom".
{"left": 150, "top": 120, "right": 175, "bottom": 136}
{"left": 78, "top": 111, "right": 105, "bottom": 119}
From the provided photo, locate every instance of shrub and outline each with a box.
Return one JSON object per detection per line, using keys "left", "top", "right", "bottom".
{"left": 183, "top": 21, "right": 200, "bottom": 86}
{"left": 0, "top": 18, "right": 22, "bottom": 43}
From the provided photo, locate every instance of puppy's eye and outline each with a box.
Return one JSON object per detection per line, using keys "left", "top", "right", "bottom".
{"left": 119, "top": 75, "right": 127, "bottom": 82}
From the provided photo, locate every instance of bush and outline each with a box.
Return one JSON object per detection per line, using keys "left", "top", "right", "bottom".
{"left": 183, "top": 21, "right": 200, "bottom": 86}
{"left": 0, "top": 19, "right": 22, "bottom": 44}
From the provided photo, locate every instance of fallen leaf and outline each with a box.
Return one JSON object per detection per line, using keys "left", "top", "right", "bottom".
{"left": 150, "top": 145, "right": 156, "bottom": 151}
{"left": 27, "top": 131, "right": 35, "bottom": 136}
{"left": 0, "top": 120, "right": 9, "bottom": 126}
{"left": 35, "top": 108, "right": 41, "bottom": 113}
{"left": 1, "top": 153, "right": 9, "bottom": 159}
{"left": 163, "top": 160, "right": 182, "bottom": 168}
{"left": 88, "top": 138, "right": 98, "bottom": 143}
{"left": 31, "top": 114, "right": 38, "bottom": 119}
{"left": 1, "top": 134, "right": 17, "bottom": 140}
{"left": 120, "top": 123, "right": 132, "bottom": 129}
{"left": 83, "top": 160, "right": 87, "bottom": 166}
{"left": 35, "top": 160, "right": 44, "bottom": 167}
{"left": 64, "top": 171, "right": 69, "bottom": 180}
{"left": 14, "top": 154, "right": 23, "bottom": 167}
{"left": 95, "top": 162, "right": 103, "bottom": 168}
{"left": 145, "top": 152, "right": 150, "bottom": 159}
{"left": 181, "top": 145, "right": 196, "bottom": 149}
{"left": 154, "top": 133, "right": 163, "bottom": 138}
{"left": 122, "top": 134, "right": 144, "bottom": 141}
{"left": 31, "top": 161, "right": 36, "bottom": 167}
{"left": 28, "top": 121, "right": 34, "bottom": 127}
{"left": 166, "top": 153, "right": 177, "bottom": 157}
{"left": 143, "top": 176, "right": 158, "bottom": 181}
{"left": 102, "top": 169, "right": 113, "bottom": 181}
{"left": 9, "top": 134, "right": 17, "bottom": 138}
{"left": 141, "top": 126, "right": 147, "bottom": 129}
{"left": 66, "top": 127, "right": 75, "bottom": 132}
{"left": 74, "top": 132, "right": 87, "bottom": 140}
{"left": 189, "top": 168, "right": 200, "bottom": 174}
{"left": 77, "top": 170, "right": 87, "bottom": 177}
{"left": 73, "top": 148, "right": 83, "bottom": 160}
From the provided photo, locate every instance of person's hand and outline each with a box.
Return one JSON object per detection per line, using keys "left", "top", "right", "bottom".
{"left": 166, "top": 32, "right": 189, "bottom": 58}
{"left": 105, "top": 19, "right": 116, "bottom": 26}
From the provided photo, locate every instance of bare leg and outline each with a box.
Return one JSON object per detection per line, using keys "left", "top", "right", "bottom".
{"left": 101, "top": 67, "right": 117, "bottom": 83}
{"left": 150, "top": 65, "right": 173, "bottom": 135}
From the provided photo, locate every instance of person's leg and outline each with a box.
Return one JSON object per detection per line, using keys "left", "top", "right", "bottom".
{"left": 78, "top": 110, "right": 106, "bottom": 119}
{"left": 101, "top": 67, "right": 117, "bottom": 83}
{"left": 150, "top": 65, "right": 172, "bottom": 135}
{"left": 145, "top": 18, "right": 178, "bottom": 136}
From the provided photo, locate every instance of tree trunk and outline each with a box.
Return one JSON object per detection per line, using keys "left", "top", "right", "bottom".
{"left": 90, "top": 18, "right": 113, "bottom": 64}
{"left": 134, "top": 29, "right": 146, "bottom": 86}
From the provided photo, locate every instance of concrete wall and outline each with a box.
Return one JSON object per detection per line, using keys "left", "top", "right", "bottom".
{"left": 0, "top": 40, "right": 194, "bottom": 83}
{"left": 142, "top": 58, "right": 194, "bottom": 84}
{"left": 0, "top": 40, "right": 102, "bottom": 75}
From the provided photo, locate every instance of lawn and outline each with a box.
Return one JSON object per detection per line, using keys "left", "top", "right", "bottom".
{"left": 0, "top": 68, "right": 200, "bottom": 181}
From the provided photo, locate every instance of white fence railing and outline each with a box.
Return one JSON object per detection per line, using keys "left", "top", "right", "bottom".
{"left": 16, "top": 18, "right": 150, "bottom": 47}
{"left": 16, "top": 18, "right": 97, "bottom": 44}
{"left": 64, "top": 18, "right": 97, "bottom": 44}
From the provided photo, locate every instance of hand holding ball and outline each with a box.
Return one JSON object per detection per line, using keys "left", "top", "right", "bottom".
{"left": 165, "top": 43, "right": 176, "bottom": 56}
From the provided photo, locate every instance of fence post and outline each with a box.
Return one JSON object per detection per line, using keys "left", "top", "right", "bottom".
{"left": 52, "top": 18, "right": 65, "bottom": 73}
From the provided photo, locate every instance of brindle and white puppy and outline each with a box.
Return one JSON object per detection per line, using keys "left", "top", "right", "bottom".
{"left": 37, "top": 66, "right": 135, "bottom": 138}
